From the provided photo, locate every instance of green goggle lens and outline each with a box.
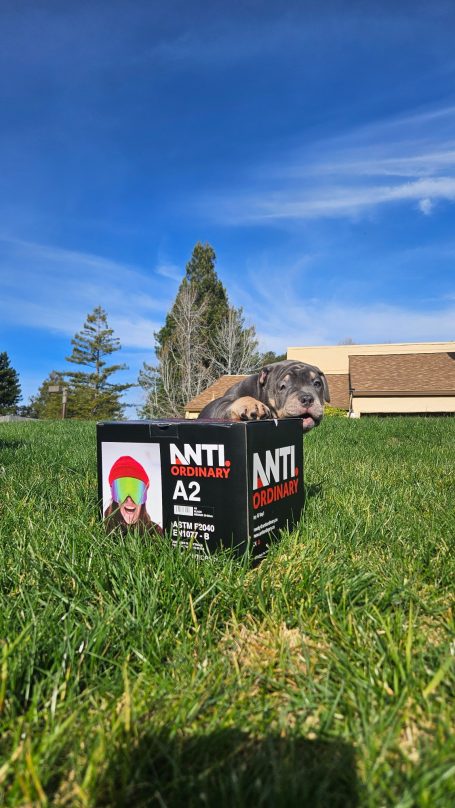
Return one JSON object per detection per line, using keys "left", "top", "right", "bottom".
{"left": 111, "top": 477, "right": 147, "bottom": 505}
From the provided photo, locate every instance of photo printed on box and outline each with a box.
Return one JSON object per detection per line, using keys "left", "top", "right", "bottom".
{"left": 101, "top": 441, "right": 163, "bottom": 535}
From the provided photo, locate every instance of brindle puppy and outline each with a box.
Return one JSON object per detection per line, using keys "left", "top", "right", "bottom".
{"left": 198, "top": 360, "right": 330, "bottom": 432}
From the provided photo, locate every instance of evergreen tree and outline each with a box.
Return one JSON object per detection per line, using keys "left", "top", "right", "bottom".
{"left": 0, "top": 352, "right": 21, "bottom": 414}
{"left": 139, "top": 280, "right": 211, "bottom": 417}
{"left": 259, "top": 350, "right": 287, "bottom": 365}
{"left": 155, "top": 242, "right": 229, "bottom": 363}
{"left": 29, "top": 371, "right": 65, "bottom": 419}
{"left": 64, "top": 306, "right": 133, "bottom": 419}
{"left": 141, "top": 243, "right": 229, "bottom": 417}
{"left": 140, "top": 242, "right": 280, "bottom": 417}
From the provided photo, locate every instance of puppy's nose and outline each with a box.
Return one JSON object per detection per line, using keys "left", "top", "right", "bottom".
{"left": 299, "top": 393, "right": 314, "bottom": 407}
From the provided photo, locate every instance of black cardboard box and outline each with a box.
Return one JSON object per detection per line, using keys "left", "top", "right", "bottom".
{"left": 97, "top": 418, "right": 303, "bottom": 561}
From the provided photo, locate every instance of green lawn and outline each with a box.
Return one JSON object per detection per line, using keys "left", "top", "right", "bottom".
{"left": 0, "top": 417, "right": 454, "bottom": 807}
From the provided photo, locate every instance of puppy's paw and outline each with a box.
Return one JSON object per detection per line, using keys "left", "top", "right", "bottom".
{"left": 229, "top": 397, "right": 271, "bottom": 421}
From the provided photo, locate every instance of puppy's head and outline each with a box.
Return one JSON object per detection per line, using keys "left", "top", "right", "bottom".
{"left": 259, "top": 360, "right": 330, "bottom": 431}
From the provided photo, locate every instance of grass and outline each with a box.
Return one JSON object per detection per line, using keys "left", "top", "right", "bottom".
{"left": 0, "top": 416, "right": 454, "bottom": 807}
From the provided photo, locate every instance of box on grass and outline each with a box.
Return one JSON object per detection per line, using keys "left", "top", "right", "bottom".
{"left": 97, "top": 418, "right": 304, "bottom": 562}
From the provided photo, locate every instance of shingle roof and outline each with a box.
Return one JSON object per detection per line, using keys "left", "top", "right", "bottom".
{"left": 325, "top": 374, "right": 350, "bottom": 409}
{"left": 350, "top": 352, "right": 455, "bottom": 393}
{"left": 186, "top": 375, "right": 248, "bottom": 412}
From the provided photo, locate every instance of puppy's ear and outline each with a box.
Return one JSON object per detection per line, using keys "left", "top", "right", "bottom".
{"left": 258, "top": 367, "right": 270, "bottom": 386}
{"left": 320, "top": 372, "right": 330, "bottom": 403}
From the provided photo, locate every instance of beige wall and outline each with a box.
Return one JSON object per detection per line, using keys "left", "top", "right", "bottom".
{"left": 287, "top": 342, "right": 455, "bottom": 375}
{"left": 352, "top": 395, "right": 455, "bottom": 415}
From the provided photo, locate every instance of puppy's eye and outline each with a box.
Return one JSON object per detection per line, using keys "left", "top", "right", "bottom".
{"left": 313, "top": 379, "right": 322, "bottom": 389}
{"left": 279, "top": 382, "right": 287, "bottom": 391}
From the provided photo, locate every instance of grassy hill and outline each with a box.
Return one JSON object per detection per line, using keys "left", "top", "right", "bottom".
{"left": 0, "top": 417, "right": 454, "bottom": 806}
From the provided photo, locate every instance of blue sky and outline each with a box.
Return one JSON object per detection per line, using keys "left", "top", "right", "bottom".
{"left": 1, "top": 0, "right": 455, "bottom": 412}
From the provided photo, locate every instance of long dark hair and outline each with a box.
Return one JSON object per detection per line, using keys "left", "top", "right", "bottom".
{"left": 103, "top": 502, "right": 163, "bottom": 537}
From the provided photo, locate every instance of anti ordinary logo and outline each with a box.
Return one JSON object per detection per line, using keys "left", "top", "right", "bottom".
{"left": 253, "top": 445, "right": 295, "bottom": 489}
{"left": 169, "top": 443, "right": 231, "bottom": 478}
{"left": 252, "top": 445, "right": 299, "bottom": 509}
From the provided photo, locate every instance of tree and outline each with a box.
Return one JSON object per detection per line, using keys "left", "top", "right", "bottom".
{"left": 259, "top": 350, "right": 287, "bottom": 365}
{"left": 210, "top": 306, "right": 261, "bottom": 375}
{"left": 155, "top": 242, "right": 229, "bottom": 366}
{"left": 64, "top": 306, "right": 133, "bottom": 419}
{"left": 139, "top": 281, "right": 211, "bottom": 417}
{"left": 29, "top": 371, "right": 65, "bottom": 419}
{"left": 0, "top": 352, "right": 21, "bottom": 414}
{"left": 140, "top": 241, "right": 282, "bottom": 417}
{"left": 141, "top": 243, "right": 230, "bottom": 417}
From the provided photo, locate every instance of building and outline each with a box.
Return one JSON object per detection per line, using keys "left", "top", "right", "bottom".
{"left": 287, "top": 342, "right": 455, "bottom": 416}
{"left": 185, "top": 342, "right": 455, "bottom": 418}
{"left": 185, "top": 375, "right": 247, "bottom": 418}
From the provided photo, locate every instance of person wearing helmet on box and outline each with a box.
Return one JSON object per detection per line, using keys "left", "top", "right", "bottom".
{"left": 104, "top": 455, "right": 163, "bottom": 536}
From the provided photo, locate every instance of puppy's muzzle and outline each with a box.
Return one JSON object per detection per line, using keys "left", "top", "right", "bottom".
{"left": 299, "top": 393, "right": 314, "bottom": 407}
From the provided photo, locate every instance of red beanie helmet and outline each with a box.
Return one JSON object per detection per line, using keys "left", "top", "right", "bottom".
{"left": 108, "top": 455, "right": 149, "bottom": 487}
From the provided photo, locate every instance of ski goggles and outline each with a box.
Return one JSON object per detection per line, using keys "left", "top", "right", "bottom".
{"left": 110, "top": 476, "right": 148, "bottom": 505}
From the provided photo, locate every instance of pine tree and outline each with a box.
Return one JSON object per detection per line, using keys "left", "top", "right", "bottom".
{"left": 140, "top": 243, "right": 229, "bottom": 417}
{"left": 140, "top": 242, "right": 276, "bottom": 417}
{"left": 65, "top": 306, "right": 133, "bottom": 419}
{"left": 0, "top": 352, "right": 21, "bottom": 414}
{"left": 140, "top": 280, "right": 212, "bottom": 417}
{"left": 29, "top": 371, "right": 65, "bottom": 419}
{"left": 259, "top": 350, "right": 287, "bottom": 365}
{"left": 155, "top": 242, "right": 229, "bottom": 363}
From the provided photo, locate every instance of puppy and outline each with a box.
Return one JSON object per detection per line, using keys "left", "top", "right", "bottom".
{"left": 198, "top": 360, "right": 330, "bottom": 432}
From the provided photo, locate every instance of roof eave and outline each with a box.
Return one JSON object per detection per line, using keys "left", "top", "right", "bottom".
{"left": 351, "top": 389, "right": 455, "bottom": 397}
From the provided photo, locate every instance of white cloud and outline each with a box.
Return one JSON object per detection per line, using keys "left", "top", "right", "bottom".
{"left": 0, "top": 237, "right": 177, "bottom": 413}
{"left": 254, "top": 299, "right": 455, "bottom": 354}
{"left": 155, "top": 262, "right": 183, "bottom": 282}
{"left": 418, "top": 198, "right": 435, "bottom": 215}
{"left": 202, "top": 103, "right": 455, "bottom": 223}
{"left": 314, "top": 148, "right": 455, "bottom": 180}
{"left": 0, "top": 236, "right": 176, "bottom": 349}
{"left": 214, "top": 176, "right": 455, "bottom": 223}
{"left": 225, "top": 260, "right": 455, "bottom": 355}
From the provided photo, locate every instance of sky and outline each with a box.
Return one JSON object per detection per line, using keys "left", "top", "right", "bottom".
{"left": 1, "top": 0, "right": 455, "bottom": 413}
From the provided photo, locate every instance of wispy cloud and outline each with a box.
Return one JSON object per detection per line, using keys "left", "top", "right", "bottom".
{"left": 314, "top": 148, "right": 455, "bottom": 179}
{"left": 0, "top": 236, "right": 178, "bottom": 350}
{"left": 204, "top": 103, "right": 455, "bottom": 223}
{"left": 226, "top": 254, "right": 455, "bottom": 354}
{"left": 220, "top": 177, "right": 455, "bottom": 222}
{"left": 155, "top": 262, "right": 183, "bottom": 282}
{"left": 254, "top": 296, "right": 455, "bottom": 354}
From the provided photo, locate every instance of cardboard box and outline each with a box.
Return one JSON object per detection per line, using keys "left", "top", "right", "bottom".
{"left": 97, "top": 418, "right": 303, "bottom": 561}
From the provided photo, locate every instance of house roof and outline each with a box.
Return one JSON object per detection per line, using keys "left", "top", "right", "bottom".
{"left": 349, "top": 352, "right": 455, "bottom": 394}
{"left": 325, "top": 374, "right": 350, "bottom": 409}
{"left": 186, "top": 375, "right": 247, "bottom": 412}
{"left": 288, "top": 341, "right": 455, "bottom": 375}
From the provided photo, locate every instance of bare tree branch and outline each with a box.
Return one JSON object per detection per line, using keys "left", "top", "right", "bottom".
{"left": 210, "top": 306, "right": 260, "bottom": 375}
